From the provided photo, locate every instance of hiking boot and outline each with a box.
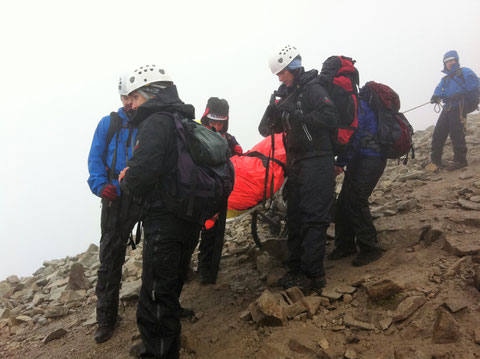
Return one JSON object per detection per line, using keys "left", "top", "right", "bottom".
{"left": 94, "top": 323, "right": 115, "bottom": 344}
{"left": 352, "top": 248, "right": 384, "bottom": 267}
{"left": 446, "top": 161, "right": 468, "bottom": 171}
{"left": 328, "top": 246, "right": 357, "bottom": 260}
{"left": 129, "top": 342, "right": 149, "bottom": 358}
{"left": 276, "top": 270, "right": 310, "bottom": 291}
{"left": 199, "top": 275, "right": 216, "bottom": 285}
{"left": 180, "top": 306, "right": 195, "bottom": 319}
{"left": 309, "top": 276, "right": 326, "bottom": 295}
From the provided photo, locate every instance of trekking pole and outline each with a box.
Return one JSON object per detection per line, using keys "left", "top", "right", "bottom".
{"left": 402, "top": 102, "right": 430, "bottom": 114}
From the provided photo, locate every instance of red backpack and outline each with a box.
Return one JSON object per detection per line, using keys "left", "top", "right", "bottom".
{"left": 318, "top": 56, "right": 359, "bottom": 155}
{"left": 360, "top": 81, "right": 414, "bottom": 162}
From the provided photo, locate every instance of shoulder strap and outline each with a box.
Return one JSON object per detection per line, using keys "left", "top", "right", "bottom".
{"left": 106, "top": 112, "right": 123, "bottom": 147}
{"left": 103, "top": 112, "right": 123, "bottom": 181}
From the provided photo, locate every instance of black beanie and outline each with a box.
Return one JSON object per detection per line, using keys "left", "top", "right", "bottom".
{"left": 200, "top": 97, "right": 229, "bottom": 126}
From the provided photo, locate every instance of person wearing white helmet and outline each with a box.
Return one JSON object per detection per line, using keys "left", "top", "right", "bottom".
{"left": 87, "top": 73, "right": 141, "bottom": 343}
{"left": 259, "top": 45, "right": 339, "bottom": 295}
{"left": 119, "top": 64, "right": 202, "bottom": 359}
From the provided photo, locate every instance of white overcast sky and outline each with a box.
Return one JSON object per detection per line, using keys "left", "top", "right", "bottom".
{"left": 1, "top": 0, "right": 479, "bottom": 280}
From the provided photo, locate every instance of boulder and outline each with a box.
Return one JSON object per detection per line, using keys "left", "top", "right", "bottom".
{"left": 285, "top": 287, "right": 304, "bottom": 303}
{"left": 43, "top": 328, "right": 68, "bottom": 344}
{"left": 301, "top": 296, "right": 323, "bottom": 318}
{"left": 432, "top": 307, "right": 459, "bottom": 344}
{"left": 392, "top": 296, "right": 426, "bottom": 322}
{"left": 366, "top": 279, "right": 403, "bottom": 301}
{"left": 257, "top": 290, "right": 285, "bottom": 325}
{"left": 285, "top": 302, "right": 307, "bottom": 319}
{"left": 120, "top": 280, "right": 142, "bottom": 301}
{"left": 344, "top": 313, "right": 375, "bottom": 330}
{"left": 444, "top": 235, "right": 480, "bottom": 257}
{"left": 457, "top": 199, "right": 480, "bottom": 211}
{"left": 67, "top": 263, "right": 90, "bottom": 290}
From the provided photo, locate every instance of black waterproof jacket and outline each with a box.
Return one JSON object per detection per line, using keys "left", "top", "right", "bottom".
{"left": 121, "top": 86, "right": 195, "bottom": 209}
{"left": 259, "top": 69, "right": 338, "bottom": 162}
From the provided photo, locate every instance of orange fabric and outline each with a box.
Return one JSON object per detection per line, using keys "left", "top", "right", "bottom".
{"left": 228, "top": 134, "right": 286, "bottom": 211}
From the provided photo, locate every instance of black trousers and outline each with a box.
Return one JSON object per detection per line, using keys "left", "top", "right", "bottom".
{"left": 431, "top": 107, "right": 467, "bottom": 163}
{"left": 197, "top": 198, "right": 228, "bottom": 283}
{"left": 287, "top": 156, "right": 335, "bottom": 278}
{"left": 96, "top": 195, "right": 141, "bottom": 326}
{"left": 335, "top": 155, "right": 386, "bottom": 252}
{"left": 137, "top": 209, "right": 200, "bottom": 359}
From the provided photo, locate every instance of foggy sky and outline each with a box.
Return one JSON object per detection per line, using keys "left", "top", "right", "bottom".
{"left": 1, "top": 0, "right": 479, "bottom": 280}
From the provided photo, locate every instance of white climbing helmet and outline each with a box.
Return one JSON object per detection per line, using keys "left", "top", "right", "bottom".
{"left": 126, "top": 64, "right": 174, "bottom": 95}
{"left": 118, "top": 73, "right": 129, "bottom": 96}
{"left": 268, "top": 45, "right": 300, "bottom": 75}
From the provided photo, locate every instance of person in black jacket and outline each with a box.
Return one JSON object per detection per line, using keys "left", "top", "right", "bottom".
{"left": 197, "top": 97, "right": 242, "bottom": 284}
{"left": 259, "top": 45, "right": 338, "bottom": 294}
{"left": 119, "top": 64, "right": 201, "bottom": 359}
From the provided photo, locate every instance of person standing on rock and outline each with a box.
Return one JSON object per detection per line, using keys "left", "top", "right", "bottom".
{"left": 87, "top": 74, "right": 141, "bottom": 344}
{"left": 430, "top": 50, "right": 479, "bottom": 171}
{"left": 119, "top": 64, "right": 202, "bottom": 359}
{"left": 197, "top": 97, "right": 242, "bottom": 284}
{"left": 258, "top": 45, "right": 338, "bottom": 294}
{"left": 329, "top": 85, "right": 386, "bottom": 266}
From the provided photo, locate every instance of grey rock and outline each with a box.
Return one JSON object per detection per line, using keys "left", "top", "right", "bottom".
{"left": 0, "top": 308, "right": 11, "bottom": 319}
{"left": 67, "top": 263, "right": 90, "bottom": 290}
{"left": 86, "top": 243, "right": 99, "bottom": 253}
{"left": 397, "top": 199, "right": 417, "bottom": 212}
{"left": 344, "top": 313, "right": 375, "bottom": 330}
{"left": 43, "top": 328, "right": 67, "bottom": 344}
{"left": 366, "top": 279, "right": 403, "bottom": 301}
{"left": 392, "top": 296, "right": 426, "bottom": 322}
{"left": 457, "top": 198, "right": 480, "bottom": 211}
{"left": 44, "top": 307, "right": 69, "bottom": 319}
{"left": 6, "top": 275, "right": 20, "bottom": 284}
{"left": 444, "top": 235, "right": 480, "bottom": 257}
{"left": 321, "top": 288, "right": 343, "bottom": 301}
{"left": 432, "top": 307, "right": 459, "bottom": 343}
{"left": 120, "top": 280, "right": 142, "bottom": 301}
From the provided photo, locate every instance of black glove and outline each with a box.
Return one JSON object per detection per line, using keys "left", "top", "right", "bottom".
{"left": 430, "top": 95, "right": 440, "bottom": 104}
{"left": 265, "top": 104, "right": 279, "bottom": 118}
{"left": 277, "top": 102, "right": 296, "bottom": 116}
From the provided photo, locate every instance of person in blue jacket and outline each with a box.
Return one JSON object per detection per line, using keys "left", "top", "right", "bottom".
{"left": 87, "top": 74, "right": 141, "bottom": 344}
{"left": 430, "top": 50, "right": 479, "bottom": 171}
{"left": 329, "top": 95, "right": 386, "bottom": 266}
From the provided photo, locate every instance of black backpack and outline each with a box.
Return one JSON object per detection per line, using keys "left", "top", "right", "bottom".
{"left": 159, "top": 113, "right": 235, "bottom": 226}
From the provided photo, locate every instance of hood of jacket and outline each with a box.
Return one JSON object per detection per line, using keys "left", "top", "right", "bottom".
{"left": 128, "top": 85, "right": 195, "bottom": 127}
{"left": 442, "top": 50, "right": 460, "bottom": 74}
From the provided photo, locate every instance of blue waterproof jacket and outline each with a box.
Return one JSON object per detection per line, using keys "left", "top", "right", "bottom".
{"left": 336, "top": 99, "right": 384, "bottom": 167}
{"left": 87, "top": 107, "right": 138, "bottom": 197}
{"left": 433, "top": 50, "right": 479, "bottom": 107}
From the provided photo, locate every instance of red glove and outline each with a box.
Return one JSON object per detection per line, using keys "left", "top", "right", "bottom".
{"left": 233, "top": 144, "right": 243, "bottom": 155}
{"left": 100, "top": 184, "right": 118, "bottom": 201}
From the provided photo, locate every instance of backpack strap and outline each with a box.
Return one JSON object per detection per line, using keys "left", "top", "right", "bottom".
{"left": 103, "top": 112, "right": 123, "bottom": 181}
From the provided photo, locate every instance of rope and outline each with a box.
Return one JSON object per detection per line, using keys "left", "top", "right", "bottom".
{"left": 402, "top": 102, "right": 430, "bottom": 113}
{"left": 402, "top": 101, "right": 443, "bottom": 114}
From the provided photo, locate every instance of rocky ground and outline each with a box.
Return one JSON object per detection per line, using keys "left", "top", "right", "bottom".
{"left": 1, "top": 114, "right": 480, "bottom": 359}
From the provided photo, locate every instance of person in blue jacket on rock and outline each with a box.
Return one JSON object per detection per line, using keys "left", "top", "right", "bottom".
{"left": 430, "top": 50, "right": 479, "bottom": 171}
{"left": 330, "top": 93, "right": 386, "bottom": 267}
{"left": 87, "top": 74, "right": 141, "bottom": 344}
